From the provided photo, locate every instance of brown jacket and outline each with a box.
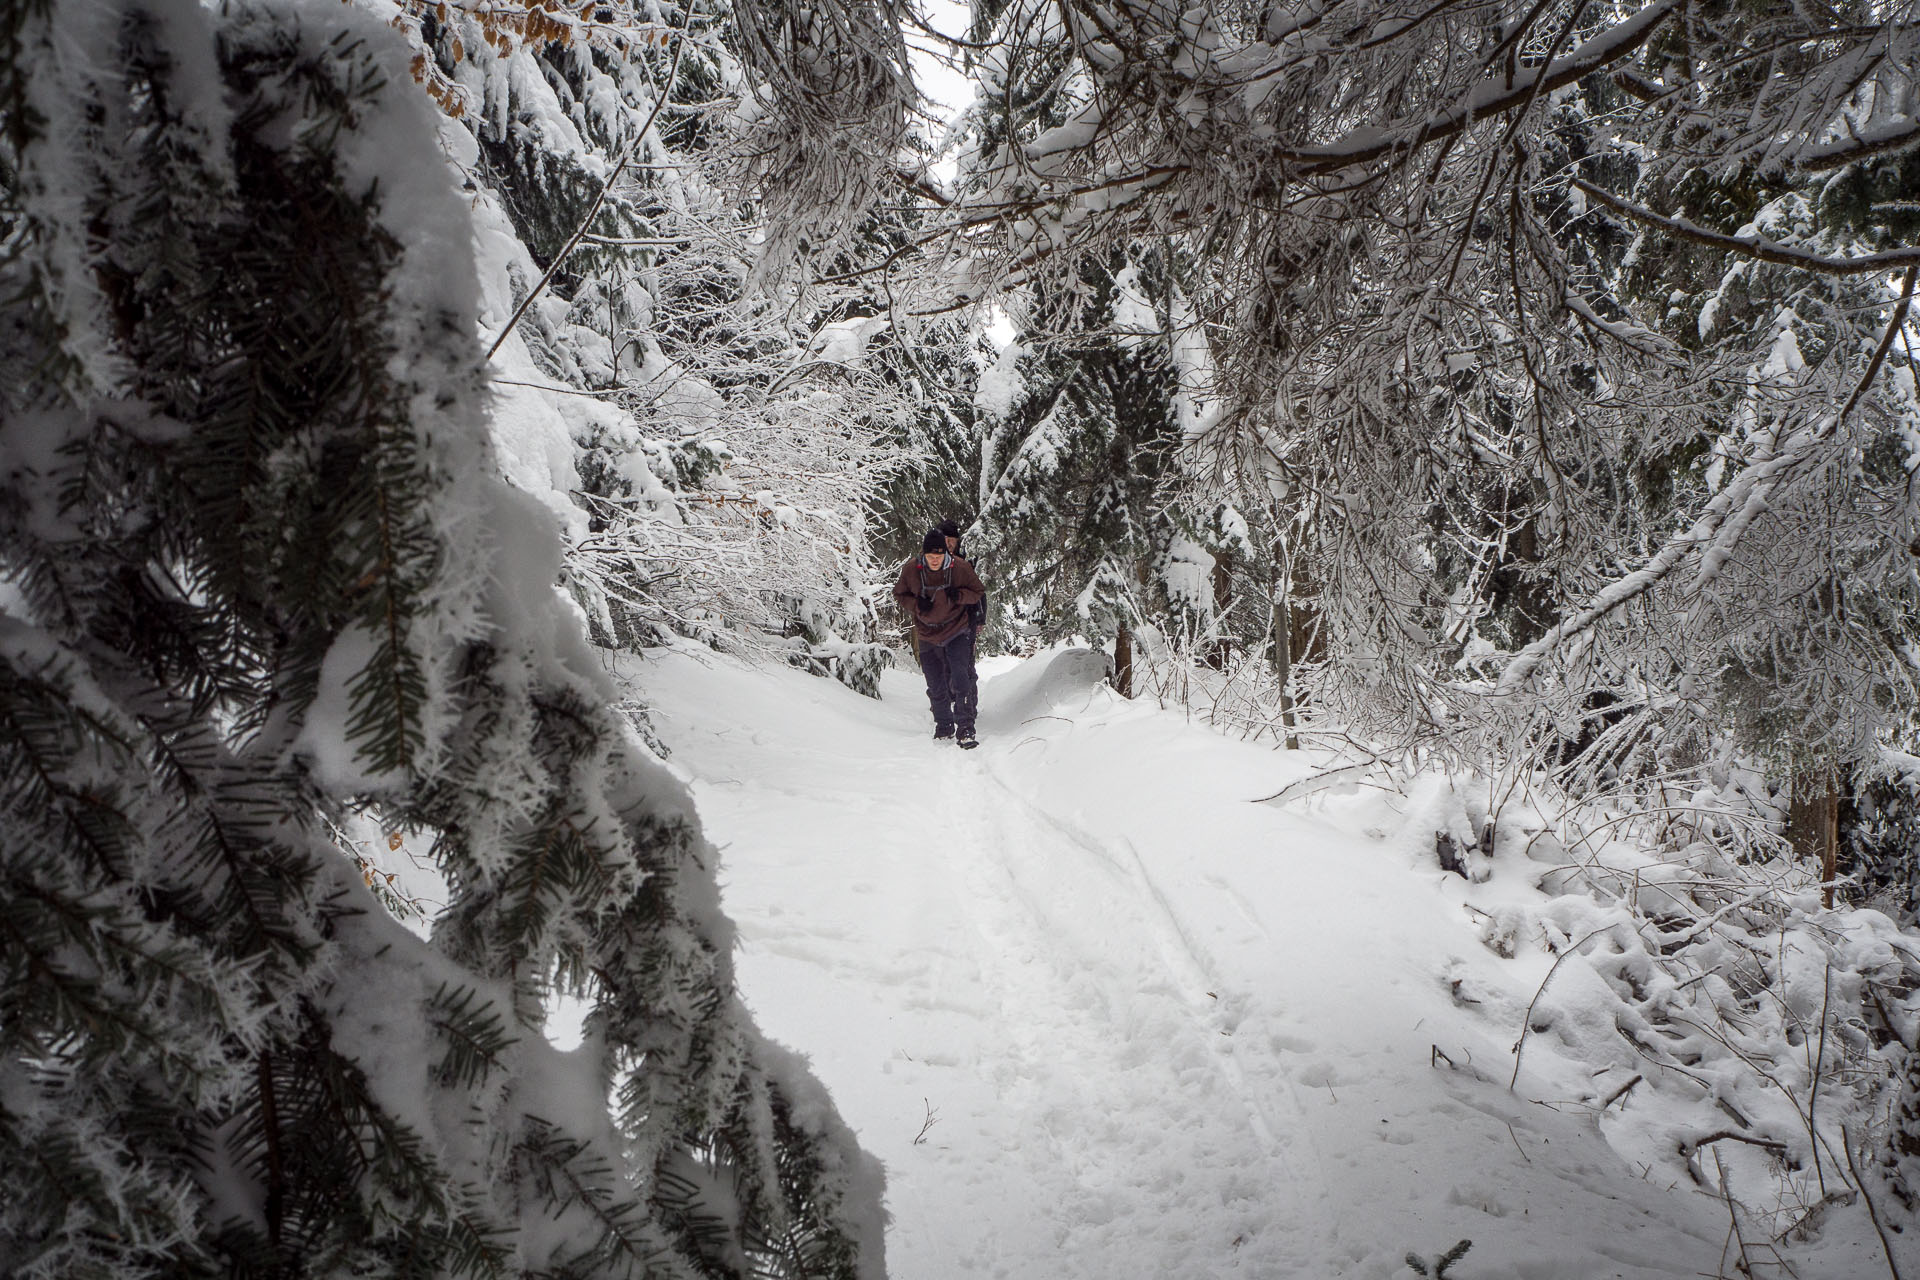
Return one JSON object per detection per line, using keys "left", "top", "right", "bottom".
{"left": 893, "top": 555, "right": 984, "bottom": 648}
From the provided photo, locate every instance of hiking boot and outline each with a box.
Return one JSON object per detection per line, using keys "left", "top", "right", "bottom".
{"left": 956, "top": 729, "right": 978, "bottom": 750}
{"left": 933, "top": 725, "right": 955, "bottom": 741}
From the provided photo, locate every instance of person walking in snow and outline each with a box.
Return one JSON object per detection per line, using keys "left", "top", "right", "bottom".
{"left": 895, "top": 528, "right": 985, "bottom": 748}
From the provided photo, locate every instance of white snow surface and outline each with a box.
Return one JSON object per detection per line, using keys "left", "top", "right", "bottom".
{"left": 608, "top": 644, "right": 1785, "bottom": 1279}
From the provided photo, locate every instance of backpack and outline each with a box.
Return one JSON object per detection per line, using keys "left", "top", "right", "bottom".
{"left": 917, "top": 561, "right": 988, "bottom": 631}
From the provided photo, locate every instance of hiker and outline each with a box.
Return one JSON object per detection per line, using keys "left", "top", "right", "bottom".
{"left": 894, "top": 528, "right": 985, "bottom": 748}
{"left": 938, "top": 517, "right": 964, "bottom": 560}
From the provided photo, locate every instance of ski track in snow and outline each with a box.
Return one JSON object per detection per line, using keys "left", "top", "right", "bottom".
{"left": 620, "top": 645, "right": 1733, "bottom": 1280}
{"left": 925, "top": 757, "right": 1327, "bottom": 1274}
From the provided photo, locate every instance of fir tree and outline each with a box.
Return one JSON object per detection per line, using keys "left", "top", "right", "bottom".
{"left": 0, "top": 2, "right": 882, "bottom": 1276}
{"left": 966, "top": 252, "right": 1190, "bottom": 686}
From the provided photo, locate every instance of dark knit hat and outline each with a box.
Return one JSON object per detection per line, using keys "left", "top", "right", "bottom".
{"left": 937, "top": 518, "right": 960, "bottom": 538}
{"left": 923, "top": 529, "right": 947, "bottom": 553}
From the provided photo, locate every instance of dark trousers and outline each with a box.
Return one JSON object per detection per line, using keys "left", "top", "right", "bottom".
{"left": 919, "top": 629, "right": 977, "bottom": 734}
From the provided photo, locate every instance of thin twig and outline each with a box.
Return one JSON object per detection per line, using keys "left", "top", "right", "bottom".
{"left": 1842, "top": 1123, "right": 1907, "bottom": 1280}
{"left": 1575, "top": 178, "right": 1920, "bottom": 276}
{"left": 1809, "top": 963, "right": 1833, "bottom": 1197}
{"left": 912, "top": 1098, "right": 940, "bottom": 1145}
{"left": 1602, "top": 1073, "right": 1643, "bottom": 1109}
{"left": 485, "top": 21, "right": 689, "bottom": 361}
{"left": 1713, "top": 1149, "right": 1757, "bottom": 1280}
{"left": 1684, "top": 1129, "right": 1790, "bottom": 1159}
{"left": 1511, "top": 925, "right": 1619, "bottom": 1089}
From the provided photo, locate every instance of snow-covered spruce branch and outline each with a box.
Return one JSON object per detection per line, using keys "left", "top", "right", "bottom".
{"left": 0, "top": 4, "right": 889, "bottom": 1273}
{"left": 1572, "top": 178, "right": 1920, "bottom": 276}
{"left": 482, "top": 9, "right": 688, "bottom": 360}
{"left": 908, "top": 0, "right": 1684, "bottom": 299}
{"left": 1795, "top": 117, "right": 1920, "bottom": 173}
{"left": 722, "top": 0, "right": 916, "bottom": 266}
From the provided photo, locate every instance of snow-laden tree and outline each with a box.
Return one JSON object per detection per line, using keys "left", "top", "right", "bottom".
{"left": 964, "top": 255, "right": 1191, "bottom": 680}
{"left": 856, "top": 19, "right": 1225, "bottom": 681}
{"left": 762, "top": 0, "right": 1920, "bottom": 770}
{"left": 378, "top": 0, "right": 912, "bottom": 696}
{"left": 867, "top": 316, "right": 983, "bottom": 575}
{"left": 0, "top": 1, "right": 882, "bottom": 1275}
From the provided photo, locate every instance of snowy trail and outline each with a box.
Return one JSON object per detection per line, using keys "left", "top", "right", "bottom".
{"left": 922, "top": 757, "right": 1330, "bottom": 1274}
{"left": 619, "top": 645, "right": 1729, "bottom": 1279}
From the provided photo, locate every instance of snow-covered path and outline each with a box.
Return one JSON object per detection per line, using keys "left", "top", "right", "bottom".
{"left": 621, "top": 646, "right": 1730, "bottom": 1279}
{"left": 905, "top": 727, "right": 1329, "bottom": 1275}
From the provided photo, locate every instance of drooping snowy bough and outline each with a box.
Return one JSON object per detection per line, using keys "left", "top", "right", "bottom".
{"left": 0, "top": 2, "right": 882, "bottom": 1276}
{"left": 899, "top": 0, "right": 1920, "bottom": 773}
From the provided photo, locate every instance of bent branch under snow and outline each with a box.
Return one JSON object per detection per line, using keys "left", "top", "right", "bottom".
{"left": 1500, "top": 263, "right": 1920, "bottom": 695}
{"left": 1278, "top": 0, "right": 1682, "bottom": 175}
{"left": 1794, "top": 117, "right": 1920, "bottom": 172}
{"left": 1572, "top": 178, "right": 1920, "bottom": 276}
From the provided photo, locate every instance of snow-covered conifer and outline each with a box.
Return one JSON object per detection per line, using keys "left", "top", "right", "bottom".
{"left": 0, "top": 2, "right": 881, "bottom": 1274}
{"left": 966, "top": 255, "right": 1189, "bottom": 679}
{"left": 384, "top": 0, "right": 911, "bottom": 695}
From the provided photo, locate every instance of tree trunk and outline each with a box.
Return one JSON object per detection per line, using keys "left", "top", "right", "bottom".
{"left": 1205, "top": 551, "right": 1232, "bottom": 670}
{"left": 1269, "top": 540, "right": 1299, "bottom": 750}
{"left": 1788, "top": 765, "right": 1843, "bottom": 909}
{"left": 1113, "top": 623, "right": 1133, "bottom": 697}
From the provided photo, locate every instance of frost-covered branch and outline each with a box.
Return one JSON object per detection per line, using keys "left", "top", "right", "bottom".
{"left": 1277, "top": 0, "right": 1681, "bottom": 173}
{"left": 1572, "top": 178, "right": 1920, "bottom": 276}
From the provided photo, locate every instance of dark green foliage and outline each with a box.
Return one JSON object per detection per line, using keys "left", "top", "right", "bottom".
{"left": 869, "top": 322, "right": 983, "bottom": 563}
{"left": 2, "top": 11, "right": 418, "bottom": 1272}
{"left": 428, "top": 982, "right": 521, "bottom": 1088}
{"left": 0, "top": 3, "right": 880, "bottom": 1277}
{"left": 1843, "top": 771, "right": 1920, "bottom": 924}
{"left": 968, "top": 254, "right": 1187, "bottom": 653}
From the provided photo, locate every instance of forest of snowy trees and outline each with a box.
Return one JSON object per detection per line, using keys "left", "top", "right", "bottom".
{"left": 14, "top": 0, "right": 1920, "bottom": 1274}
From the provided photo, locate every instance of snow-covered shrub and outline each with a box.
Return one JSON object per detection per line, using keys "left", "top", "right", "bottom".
{"left": 1480, "top": 793, "right": 1920, "bottom": 1241}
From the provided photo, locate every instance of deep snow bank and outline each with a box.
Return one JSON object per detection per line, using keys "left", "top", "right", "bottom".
{"left": 618, "top": 643, "right": 1902, "bottom": 1279}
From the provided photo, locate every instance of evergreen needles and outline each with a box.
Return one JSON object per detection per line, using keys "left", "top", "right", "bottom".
{"left": 0, "top": 2, "right": 882, "bottom": 1277}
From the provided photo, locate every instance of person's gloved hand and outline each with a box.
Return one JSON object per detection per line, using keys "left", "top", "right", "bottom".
{"left": 944, "top": 584, "right": 961, "bottom": 603}
{"left": 916, "top": 592, "right": 933, "bottom": 614}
